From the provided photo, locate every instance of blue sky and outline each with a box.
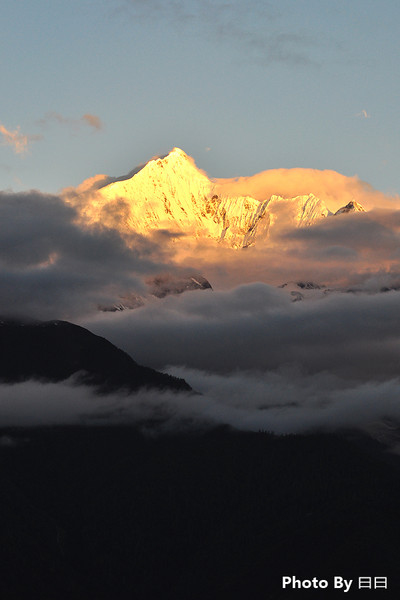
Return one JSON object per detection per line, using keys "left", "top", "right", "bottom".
{"left": 1, "top": 0, "right": 399, "bottom": 195}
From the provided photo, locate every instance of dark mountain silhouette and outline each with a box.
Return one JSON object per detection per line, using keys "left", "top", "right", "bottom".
{"left": 0, "top": 318, "right": 190, "bottom": 392}
{"left": 0, "top": 426, "right": 399, "bottom": 599}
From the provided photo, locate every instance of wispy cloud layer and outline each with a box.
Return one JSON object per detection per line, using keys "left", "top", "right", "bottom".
{"left": 82, "top": 114, "right": 103, "bottom": 130}
{"left": 37, "top": 112, "right": 103, "bottom": 132}
{"left": 356, "top": 109, "right": 371, "bottom": 119}
{"left": 0, "top": 112, "right": 102, "bottom": 158}
{"left": 119, "top": 0, "right": 319, "bottom": 67}
{"left": 0, "top": 123, "right": 42, "bottom": 155}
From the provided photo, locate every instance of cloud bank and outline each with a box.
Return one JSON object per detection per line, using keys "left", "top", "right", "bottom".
{"left": 83, "top": 284, "right": 400, "bottom": 382}
{"left": 0, "top": 190, "right": 174, "bottom": 319}
{"left": 73, "top": 282, "right": 400, "bottom": 436}
{"left": 2, "top": 157, "right": 400, "bottom": 437}
{"left": 3, "top": 179, "right": 400, "bottom": 319}
{"left": 1, "top": 373, "right": 400, "bottom": 439}
{"left": 153, "top": 207, "right": 400, "bottom": 291}
{"left": 67, "top": 151, "right": 400, "bottom": 291}
{"left": 213, "top": 168, "right": 397, "bottom": 212}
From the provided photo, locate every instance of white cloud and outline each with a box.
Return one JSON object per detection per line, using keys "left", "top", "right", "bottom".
{"left": 356, "top": 109, "right": 371, "bottom": 119}
{"left": 0, "top": 123, "right": 42, "bottom": 155}
{"left": 81, "top": 113, "right": 103, "bottom": 130}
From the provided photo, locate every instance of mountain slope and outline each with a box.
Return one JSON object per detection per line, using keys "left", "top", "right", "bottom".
{"left": 0, "top": 319, "right": 191, "bottom": 392}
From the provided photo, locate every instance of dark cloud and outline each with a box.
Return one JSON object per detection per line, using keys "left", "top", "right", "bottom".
{"left": 0, "top": 190, "right": 172, "bottom": 318}
{"left": 284, "top": 211, "right": 400, "bottom": 255}
{"left": 317, "top": 245, "right": 358, "bottom": 261}
{"left": 83, "top": 283, "right": 400, "bottom": 383}
{"left": 263, "top": 210, "right": 400, "bottom": 286}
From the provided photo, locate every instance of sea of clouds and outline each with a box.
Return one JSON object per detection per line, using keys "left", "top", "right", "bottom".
{"left": 2, "top": 170, "right": 400, "bottom": 436}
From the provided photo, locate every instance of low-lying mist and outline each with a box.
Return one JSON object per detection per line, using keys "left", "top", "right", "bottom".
{"left": 1, "top": 370, "right": 400, "bottom": 439}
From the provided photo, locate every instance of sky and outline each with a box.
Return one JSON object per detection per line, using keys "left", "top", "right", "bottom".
{"left": 1, "top": 0, "right": 400, "bottom": 195}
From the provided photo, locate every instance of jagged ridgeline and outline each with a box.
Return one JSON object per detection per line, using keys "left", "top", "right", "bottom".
{"left": 68, "top": 148, "right": 351, "bottom": 249}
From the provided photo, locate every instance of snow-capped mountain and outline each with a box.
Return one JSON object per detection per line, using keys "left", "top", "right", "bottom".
{"left": 278, "top": 281, "right": 329, "bottom": 302}
{"left": 266, "top": 193, "right": 331, "bottom": 228}
{"left": 99, "top": 272, "right": 212, "bottom": 312}
{"left": 70, "top": 148, "right": 343, "bottom": 248}
{"left": 278, "top": 278, "right": 400, "bottom": 303}
{"left": 334, "top": 200, "right": 365, "bottom": 215}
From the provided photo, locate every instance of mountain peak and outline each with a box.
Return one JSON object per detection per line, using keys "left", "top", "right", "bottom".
{"left": 334, "top": 200, "right": 365, "bottom": 215}
{"left": 70, "top": 150, "right": 334, "bottom": 248}
{"left": 130, "top": 147, "right": 202, "bottom": 182}
{"left": 145, "top": 147, "right": 192, "bottom": 170}
{"left": 168, "top": 147, "right": 188, "bottom": 159}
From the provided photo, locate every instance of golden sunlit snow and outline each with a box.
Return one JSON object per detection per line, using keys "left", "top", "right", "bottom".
{"left": 70, "top": 148, "right": 344, "bottom": 248}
